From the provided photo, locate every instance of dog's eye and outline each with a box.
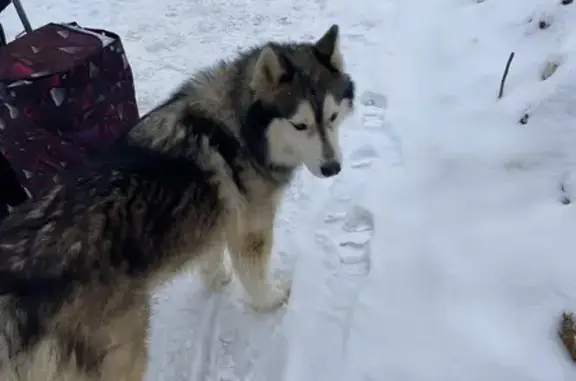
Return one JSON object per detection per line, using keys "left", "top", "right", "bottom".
{"left": 292, "top": 123, "right": 308, "bottom": 131}
{"left": 329, "top": 113, "right": 338, "bottom": 122}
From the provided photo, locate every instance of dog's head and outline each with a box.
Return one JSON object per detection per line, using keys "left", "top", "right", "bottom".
{"left": 250, "top": 25, "right": 355, "bottom": 178}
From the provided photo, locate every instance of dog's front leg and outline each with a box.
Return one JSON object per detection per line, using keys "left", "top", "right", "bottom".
{"left": 227, "top": 212, "right": 291, "bottom": 312}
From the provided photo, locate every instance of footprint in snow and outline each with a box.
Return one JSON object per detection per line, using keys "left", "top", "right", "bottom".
{"left": 360, "top": 90, "right": 388, "bottom": 109}
{"left": 337, "top": 205, "right": 375, "bottom": 276}
{"left": 318, "top": 205, "right": 375, "bottom": 276}
{"left": 357, "top": 90, "right": 403, "bottom": 166}
{"left": 360, "top": 91, "right": 387, "bottom": 130}
{"left": 349, "top": 144, "right": 380, "bottom": 169}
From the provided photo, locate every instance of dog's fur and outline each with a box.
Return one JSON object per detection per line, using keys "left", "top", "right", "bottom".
{"left": 0, "top": 25, "right": 355, "bottom": 381}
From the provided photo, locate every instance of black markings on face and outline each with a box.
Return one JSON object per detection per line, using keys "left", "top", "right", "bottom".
{"left": 309, "top": 88, "right": 324, "bottom": 128}
{"left": 307, "top": 95, "right": 336, "bottom": 161}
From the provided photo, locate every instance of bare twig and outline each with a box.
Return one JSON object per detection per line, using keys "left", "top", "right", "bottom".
{"left": 498, "top": 52, "right": 515, "bottom": 99}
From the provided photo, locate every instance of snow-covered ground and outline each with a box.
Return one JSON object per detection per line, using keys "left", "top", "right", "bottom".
{"left": 4, "top": 0, "right": 576, "bottom": 379}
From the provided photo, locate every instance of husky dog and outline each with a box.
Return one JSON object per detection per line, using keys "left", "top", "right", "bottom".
{"left": 0, "top": 24, "right": 355, "bottom": 381}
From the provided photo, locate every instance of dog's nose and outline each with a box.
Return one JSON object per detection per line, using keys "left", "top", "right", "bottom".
{"left": 320, "top": 161, "right": 341, "bottom": 177}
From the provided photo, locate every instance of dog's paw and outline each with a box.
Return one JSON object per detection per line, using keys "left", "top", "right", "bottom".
{"left": 202, "top": 264, "right": 233, "bottom": 292}
{"left": 249, "top": 279, "right": 292, "bottom": 313}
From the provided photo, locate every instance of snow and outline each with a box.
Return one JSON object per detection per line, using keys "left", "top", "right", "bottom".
{"left": 3, "top": 0, "right": 576, "bottom": 379}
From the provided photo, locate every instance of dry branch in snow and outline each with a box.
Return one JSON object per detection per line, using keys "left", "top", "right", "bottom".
{"left": 498, "top": 52, "right": 515, "bottom": 99}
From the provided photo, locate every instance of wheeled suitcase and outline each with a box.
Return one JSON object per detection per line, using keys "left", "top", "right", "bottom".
{"left": 0, "top": 1, "right": 140, "bottom": 220}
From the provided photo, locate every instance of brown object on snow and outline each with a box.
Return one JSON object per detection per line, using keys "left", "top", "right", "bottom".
{"left": 560, "top": 312, "right": 576, "bottom": 361}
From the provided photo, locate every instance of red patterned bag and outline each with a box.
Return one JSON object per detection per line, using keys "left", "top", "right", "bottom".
{"left": 0, "top": 22, "right": 140, "bottom": 216}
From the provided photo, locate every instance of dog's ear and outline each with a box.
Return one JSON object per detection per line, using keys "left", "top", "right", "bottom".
{"left": 314, "top": 24, "right": 344, "bottom": 72}
{"left": 251, "top": 45, "right": 293, "bottom": 92}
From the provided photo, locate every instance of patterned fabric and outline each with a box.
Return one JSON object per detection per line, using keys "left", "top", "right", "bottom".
{"left": 0, "top": 23, "right": 139, "bottom": 208}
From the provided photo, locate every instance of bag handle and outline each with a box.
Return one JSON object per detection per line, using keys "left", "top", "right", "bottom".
{"left": 11, "top": 0, "right": 33, "bottom": 34}
{"left": 0, "top": 0, "right": 32, "bottom": 45}
{"left": 0, "top": 0, "right": 10, "bottom": 13}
